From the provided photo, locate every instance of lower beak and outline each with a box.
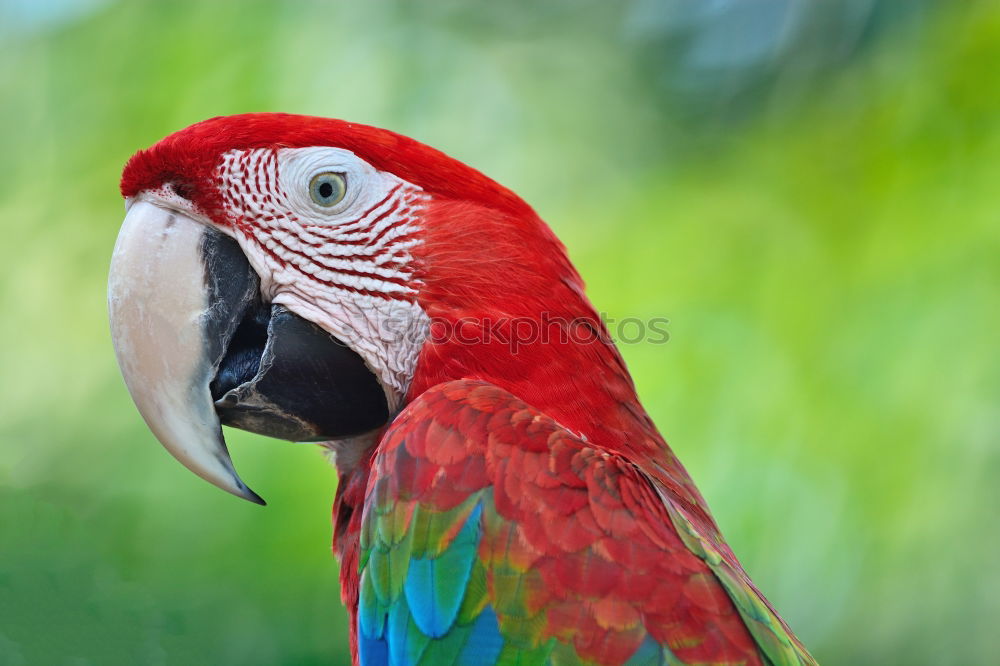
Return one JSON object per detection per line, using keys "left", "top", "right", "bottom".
{"left": 108, "top": 201, "right": 388, "bottom": 504}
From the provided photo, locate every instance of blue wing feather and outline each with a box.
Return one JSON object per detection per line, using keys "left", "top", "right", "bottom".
{"left": 359, "top": 627, "right": 389, "bottom": 666}
{"left": 456, "top": 606, "right": 505, "bottom": 666}
{"left": 360, "top": 501, "right": 497, "bottom": 665}
{"left": 404, "top": 503, "right": 483, "bottom": 638}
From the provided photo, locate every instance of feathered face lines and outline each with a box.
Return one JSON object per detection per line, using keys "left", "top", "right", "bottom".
{"left": 208, "top": 144, "right": 432, "bottom": 406}
{"left": 214, "top": 146, "right": 427, "bottom": 301}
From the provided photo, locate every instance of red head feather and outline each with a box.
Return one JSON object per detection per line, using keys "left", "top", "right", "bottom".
{"left": 121, "top": 113, "right": 532, "bottom": 219}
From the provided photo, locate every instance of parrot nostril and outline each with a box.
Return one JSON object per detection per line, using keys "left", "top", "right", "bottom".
{"left": 170, "top": 182, "right": 193, "bottom": 200}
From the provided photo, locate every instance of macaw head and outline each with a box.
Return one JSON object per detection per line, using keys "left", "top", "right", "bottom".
{"left": 110, "top": 113, "right": 596, "bottom": 503}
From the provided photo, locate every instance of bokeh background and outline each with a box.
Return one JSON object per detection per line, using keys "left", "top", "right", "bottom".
{"left": 1, "top": 0, "right": 997, "bottom": 664}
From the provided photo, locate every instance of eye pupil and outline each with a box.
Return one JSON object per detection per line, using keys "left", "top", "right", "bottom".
{"left": 309, "top": 172, "right": 347, "bottom": 207}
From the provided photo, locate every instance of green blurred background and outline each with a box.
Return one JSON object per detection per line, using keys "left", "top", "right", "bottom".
{"left": 1, "top": 1, "right": 997, "bottom": 664}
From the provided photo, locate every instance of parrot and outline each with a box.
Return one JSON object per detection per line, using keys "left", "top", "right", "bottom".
{"left": 108, "top": 113, "right": 816, "bottom": 666}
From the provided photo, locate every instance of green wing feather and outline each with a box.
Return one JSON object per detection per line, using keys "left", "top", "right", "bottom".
{"left": 664, "top": 498, "right": 817, "bottom": 666}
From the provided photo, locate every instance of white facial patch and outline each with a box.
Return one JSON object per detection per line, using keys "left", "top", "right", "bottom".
{"left": 214, "top": 146, "right": 430, "bottom": 410}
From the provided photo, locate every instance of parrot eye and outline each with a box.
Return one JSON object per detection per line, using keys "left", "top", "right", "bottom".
{"left": 309, "top": 172, "right": 347, "bottom": 207}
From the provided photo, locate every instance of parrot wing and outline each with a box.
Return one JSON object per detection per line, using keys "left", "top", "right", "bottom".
{"left": 358, "top": 379, "right": 815, "bottom": 666}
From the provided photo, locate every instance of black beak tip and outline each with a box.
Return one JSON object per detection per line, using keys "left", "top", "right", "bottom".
{"left": 241, "top": 484, "right": 267, "bottom": 506}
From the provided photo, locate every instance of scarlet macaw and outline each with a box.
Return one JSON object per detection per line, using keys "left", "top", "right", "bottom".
{"left": 108, "top": 114, "right": 816, "bottom": 665}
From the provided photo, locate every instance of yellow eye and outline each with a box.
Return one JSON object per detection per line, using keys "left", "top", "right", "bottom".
{"left": 309, "top": 172, "right": 347, "bottom": 207}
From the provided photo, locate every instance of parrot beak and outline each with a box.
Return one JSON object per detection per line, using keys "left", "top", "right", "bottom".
{"left": 108, "top": 201, "right": 388, "bottom": 504}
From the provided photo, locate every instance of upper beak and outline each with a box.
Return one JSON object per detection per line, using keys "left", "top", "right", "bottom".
{"left": 108, "top": 201, "right": 388, "bottom": 504}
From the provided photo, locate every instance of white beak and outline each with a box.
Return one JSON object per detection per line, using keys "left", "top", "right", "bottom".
{"left": 108, "top": 201, "right": 264, "bottom": 504}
